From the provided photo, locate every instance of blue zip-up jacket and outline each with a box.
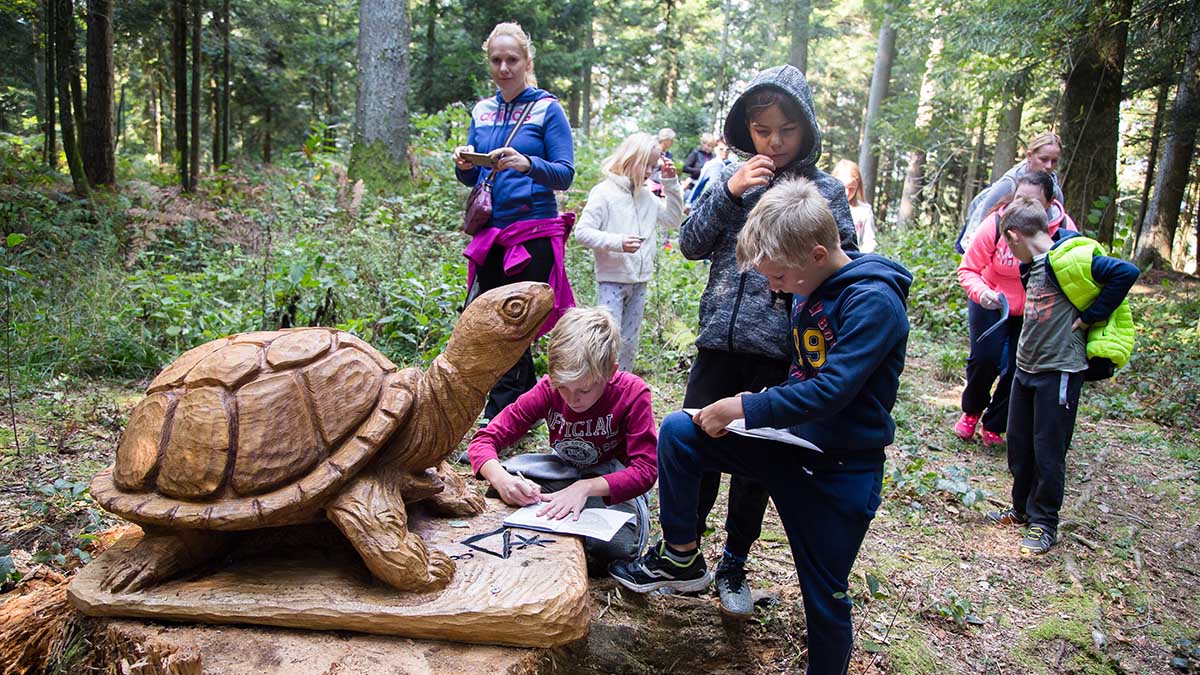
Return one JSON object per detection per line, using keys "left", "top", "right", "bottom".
{"left": 680, "top": 65, "right": 857, "bottom": 361}
{"left": 740, "top": 253, "right": 912, "bottom": 456}
{"left": 455, "top": 87, "right": 575, "bottom": 229}
{"left": 1020, "top": 231, "right": 1139, "bottom": 326}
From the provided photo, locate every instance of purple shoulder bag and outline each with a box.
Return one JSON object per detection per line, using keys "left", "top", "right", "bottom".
{"left": 463, "top": 102, "right": 536, "bottom": 236}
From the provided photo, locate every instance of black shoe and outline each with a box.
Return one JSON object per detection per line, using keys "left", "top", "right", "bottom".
{"left": 1019, "top": 525, "right": 1056, "bottom": 555}
{"left": 609, "top": 540, "right": 713, "bottom": 593}
{"left": 985, "top": 507, "right": 1028, "bottom": 526}
{"left": 715, "top": 556, "right": 753, "bottom": 617}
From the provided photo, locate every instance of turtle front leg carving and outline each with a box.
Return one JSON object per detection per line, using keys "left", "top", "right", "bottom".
{"left": 101, "top": 527, "right": 231, "bottom": 592}
{"left": 327, "top": 470, "right": 455, "bottom": 592}
{"left": 425, "top": 461, "right": 486, "bottom": 516}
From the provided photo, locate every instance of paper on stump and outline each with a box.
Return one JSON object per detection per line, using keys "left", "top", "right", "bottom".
{"left": 682, "top": 408, "right": 823, "bottom": 452}
{"left": 503, "top": 505, "right": 633, "bottom": 542}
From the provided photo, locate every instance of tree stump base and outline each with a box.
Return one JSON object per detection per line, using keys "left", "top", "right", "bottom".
{"left": 67, "top": 499, "right": 590, "bottom": 649}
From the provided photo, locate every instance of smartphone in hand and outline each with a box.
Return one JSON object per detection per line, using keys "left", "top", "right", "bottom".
{"left": 461, "top": 151, "right": 496, "bottom": 168}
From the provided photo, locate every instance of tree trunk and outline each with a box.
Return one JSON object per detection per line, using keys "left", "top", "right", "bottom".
{"left": 897, "top": 31, "right": 943, "bottom": 227}
{"left": 656, "top": 0, "right": 678, "bottom": 105}
{"left": 1134, "top": 81, "right": 1171, "bottom": 242}
{"left": 173, "top": 0, "right": 189, "bottom": 189}
{"left": 84, "top": 0, "right": 115, "bottom": 187}
{"left": 1061, "top": 0, "right": 1132, "bottom": 246}
{"left": 68, "top": 3, "right": 87, "bottom": 155}
{"left": 788, "top": 0, "right": 811, "bottom": 74}
{"left": 211, "top": 74, "right": 220, "bottom": 172}
{"left": 43, "top": 0, "right": 57, "bottom": 168}
{"left": 115, "top": 82, "right": 125, "bottom": 151}
{"left": 189, "top": 0, "right": 201, "bottom": 188}
{"left": 567, "top": 85, "right": 580, "bottom": 128}
{"left": 262, "top": 105, "right": 272, "bottom": 164}
{"left": 1134, "top": 21, "right": 1200, "bottom": 268}
{"left": 960, "top": 104, "right": 990, "bottom": 224}
{"left": 992, "top": 72, "right": 1028, "bottom": 177}
{"left": 349, "top": 0, "right": 411, "bottom": 188}
{"left": 32, "top": 11, "right": 46, "bottom": 157}
{"left": 53, "top": 0, "right": 87, "bottom": 195}
{"left": 221, "top": 0, "right": 230, "bottom": 166}
{"left": 858, "top": 20, "right": 896, "bottom": 206}
{"left": 147, "top": 86, "right": 160, "bottom": 163}
{"left": 581, "top": 1, "right": 594, "bottom": 137}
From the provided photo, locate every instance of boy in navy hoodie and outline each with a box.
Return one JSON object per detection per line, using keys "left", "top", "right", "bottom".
{"left": 612, "top": 178, "right": 911, "bottom": 675}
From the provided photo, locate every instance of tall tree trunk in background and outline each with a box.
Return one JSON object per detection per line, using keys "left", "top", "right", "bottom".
{"left": 67, "top": 1, "right": 87, "bottom": 154}
{"left": 1061, "top": 0, "right": 1132, "bottom": 247}
{"left": 116, "top": 83, "right": 125, "bottom": 151}
{"left": 262, "top": 105, "right": 272, "bottom": 164}
{"left": 657, "top": 0, "right": 678, "bottom": 104}
{"left": 349, "top": 0, "right": 411, "bottom": 188}
{"left": 84, "top": 0, "right": 115, "bottom": 187}
{"left": 1135, "top": 21, "right": 1200, "bottom": 268}
{"left": 211, "top": 74, "right": 220, "bottom": 171}
{"left": 147, "top": 85, "right": 160, "bottom": 161}
{"left": 581, "top": 0, "right": 594, "bottom": 136}
{"left": 858, "top": 19, "right": 896, "bottom": 206}
{"left": 32, "top": 11, "right": 46, "bottom": 156}
{"left": 991, "top": 71, "right": 1028, "bottom": 177}
{"left": 788, "top": 0, "right": 811, "bottom": 73}
{"left": 567, "top": 85, "right": 580, "bottom": 128}
{"left": 44, "top": 0, "right": 57, "bottom": 168}
{"left": 173, "top": 0, "right": 189, "bottom": 189}
{"left": 1134, "top": 81, "right": 1171, "bottom": 243}
{"left": 189, "top": 0, "right": 201, "bottom": 188}
{"left": 421, "top": 0, "right": 436, "bottom": 112}
{"left": 221, "top": 0, "right": 230, "bottom": 166}
{"left": 960, "top": 104, "right": 990, "bottom": 224}
{"left": 897, "top": 29, "right": 943, "bottom": 227}
{"left": 53, "top": 0, "right": 87, "bottom": 195}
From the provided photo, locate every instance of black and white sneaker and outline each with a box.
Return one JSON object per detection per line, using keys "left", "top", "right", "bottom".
{"left": 609, "top": 540, "right": 713, "bottom": 593}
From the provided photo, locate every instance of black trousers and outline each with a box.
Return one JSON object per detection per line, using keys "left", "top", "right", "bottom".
{"left": 962, "top": 299, "right": 1023, "bottom": 434}
{"left": 683, "top": 348, "right": 789, "bottom": 557}
{"left": 474, "top": 237, "right": 554, "bottom": 420}
{"left": 1006, "top": 369, "right": 1085, "bottom": 533}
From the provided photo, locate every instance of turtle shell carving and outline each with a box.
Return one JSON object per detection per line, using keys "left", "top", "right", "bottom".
{"left": 97, "top": 328, "right": 403, "bottom": 530}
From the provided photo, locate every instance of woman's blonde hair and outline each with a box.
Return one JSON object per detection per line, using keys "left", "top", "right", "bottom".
{"left": 482, "top": 22, "right": 537, "bottom": 88}
{"left": 546, "top": 307, "right": 620, "bottom": 386}
{"left": 601, "top": 133, "right": 660, "bottom": 190}
{"left": 831, "top": 159, "right": 866, "bottom": 206}
{"left": 1025, "top": 131, "right": 1062, "bottom": 157}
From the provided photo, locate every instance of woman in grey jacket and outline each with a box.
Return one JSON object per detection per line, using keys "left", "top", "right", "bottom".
{"left": 678, "top": 64, "right": 857, "bottom": 618}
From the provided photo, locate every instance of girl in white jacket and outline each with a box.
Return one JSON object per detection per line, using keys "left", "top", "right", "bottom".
{"left": 575, "top": 133, "right": 684, "bottom": 371}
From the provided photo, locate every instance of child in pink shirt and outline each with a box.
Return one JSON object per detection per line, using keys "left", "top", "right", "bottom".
{"left": 954, "top": 172, "right": 1076, "bottom": 446}
{"left": 468, "top": 307, "right": 658, "bottom": 572}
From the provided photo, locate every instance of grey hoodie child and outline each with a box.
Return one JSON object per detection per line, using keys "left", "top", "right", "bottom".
{"left": 680, "top": 64, "right": 858, "bottom": 362}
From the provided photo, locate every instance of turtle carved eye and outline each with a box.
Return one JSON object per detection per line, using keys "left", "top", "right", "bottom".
{"left": 500, "top": 296, "right": 529, "bottom": 323}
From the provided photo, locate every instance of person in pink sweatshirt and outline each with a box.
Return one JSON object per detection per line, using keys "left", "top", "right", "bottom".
{"left": 955, "top": 171, "right": 1077, "bottom": 446}
{"left": 468, "top": 306, "right": 658, "bottom": 573}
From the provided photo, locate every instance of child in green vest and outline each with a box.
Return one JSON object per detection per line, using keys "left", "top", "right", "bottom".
{"left": 986, "top": 198, "right": 1138, "bottom": 555}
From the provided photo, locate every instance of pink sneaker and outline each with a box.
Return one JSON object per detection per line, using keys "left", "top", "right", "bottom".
{"left": 981, "top": 430, "right": 1005, "bottom": 447}
{"left": 954, "top": 413, "right": 980, "bottom": 440}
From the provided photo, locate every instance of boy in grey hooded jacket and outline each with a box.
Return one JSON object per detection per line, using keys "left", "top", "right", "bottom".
{"left": 677, "top": 64, "right": 858, "bottom": 617}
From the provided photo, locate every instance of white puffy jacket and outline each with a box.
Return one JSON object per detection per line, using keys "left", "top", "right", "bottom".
{"left": 574, "top": 173, "right": 683, "bottom": 284}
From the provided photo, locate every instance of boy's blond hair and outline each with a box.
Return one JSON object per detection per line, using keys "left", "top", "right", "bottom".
{"left": 1000, "top": 197, "right": 1049, "bottom": 237}
{"left": 546, "top": 307, "right": 620, "bottom": 385}
{"left": 736, "top": 177, "right": 840, "bottom": 271}
{"left": 602, "top": 133, "right": 660, "bottom": 190}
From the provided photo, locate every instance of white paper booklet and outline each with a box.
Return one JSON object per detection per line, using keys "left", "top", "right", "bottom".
{"left": 503, "top": 504, "right": 634, "bottom": 542}
{"left": 682, "top": 408, "right": 823, "bottom": 452}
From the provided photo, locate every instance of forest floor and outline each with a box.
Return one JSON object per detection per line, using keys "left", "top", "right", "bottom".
{"left": 1, "top": 315, "right": 1198, "bottom": 674}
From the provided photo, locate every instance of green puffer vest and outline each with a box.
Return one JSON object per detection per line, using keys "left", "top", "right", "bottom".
{"left": 1046, "top": 237, "right": 1136, "bottom": 368}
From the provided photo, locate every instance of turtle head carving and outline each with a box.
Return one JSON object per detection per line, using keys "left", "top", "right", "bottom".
{"left": 445, "top": 282, "right": 554, "bottom": 384}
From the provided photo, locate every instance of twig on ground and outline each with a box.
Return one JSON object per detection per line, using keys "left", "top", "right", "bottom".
{"left": 1069, "top": 532, "right": 1100, "bottom": 551}
{"left": 1063, "top": 551, "right": 1085, "bottom": 591}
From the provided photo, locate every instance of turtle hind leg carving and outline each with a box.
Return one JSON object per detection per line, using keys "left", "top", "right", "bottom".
{"left": 327, "top": 469, "right": 455, "bottom": 592}
{"left": 101, "top": 528, "right": 231, "bottom": 593}
{"left": 424, "top": 461, "right": 486, "bottom": 516}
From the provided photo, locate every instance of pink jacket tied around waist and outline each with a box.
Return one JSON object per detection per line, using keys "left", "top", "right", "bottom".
{"left": 463, "top": 213, "right": 576, "bottom": 338}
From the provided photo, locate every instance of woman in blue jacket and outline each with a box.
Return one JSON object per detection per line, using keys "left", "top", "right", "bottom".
{"left": 452, "top": 22, "right": 576, "bottom": 420}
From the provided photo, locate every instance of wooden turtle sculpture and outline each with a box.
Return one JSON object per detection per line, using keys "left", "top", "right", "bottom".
{"left": 89, "top": 282, "right": 554, "bottom": 594}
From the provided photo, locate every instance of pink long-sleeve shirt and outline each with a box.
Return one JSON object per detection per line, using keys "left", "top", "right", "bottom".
{"left": 957, "top": 200, "right": 1076, "bottom": 316}
{"left": 467, "top": 371, "right": 658, "bottom": 505}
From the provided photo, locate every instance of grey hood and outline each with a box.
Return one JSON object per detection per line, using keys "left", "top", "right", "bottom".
{"left": 723, "top": 65, "right": 823, "bottom": 171}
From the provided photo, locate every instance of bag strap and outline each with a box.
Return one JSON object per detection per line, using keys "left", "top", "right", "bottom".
{"left": 484, "top": 101, "right": 538, "bottom": 187}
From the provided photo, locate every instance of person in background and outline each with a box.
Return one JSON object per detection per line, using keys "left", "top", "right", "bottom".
{"left": 688, "top": 138, "right": 731, "bottom": 205}
{"left": 954, "top": 171, "right": 1077, "bottom": 448}
{"left": 452, "top": 22, "right": 576, "bottom": 422}
{"left": 683, "top": 133, "right": 717, "bottom": 182}
{"left": 575, "top": 132, "right": 684, "bottom": 371}
{"left": 831, "top": 159, "right": 876, "bottom": 253}
{"left": 956, "top": 131, "right": 1064, "bottom": 253}
{"left": 648, "top": 128, "right": 677, "bottom": 192}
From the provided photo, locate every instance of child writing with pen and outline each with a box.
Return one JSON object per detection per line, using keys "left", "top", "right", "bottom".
{"left": 467, "top": 307, "right": 658, "bottom": 573}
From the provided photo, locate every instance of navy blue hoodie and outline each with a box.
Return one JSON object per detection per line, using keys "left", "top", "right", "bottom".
{"left": 455, "top": 87, "right": 575, "bottom": 229}
{"left": 740, "top": 253, "right": 912, "bottom": 457}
